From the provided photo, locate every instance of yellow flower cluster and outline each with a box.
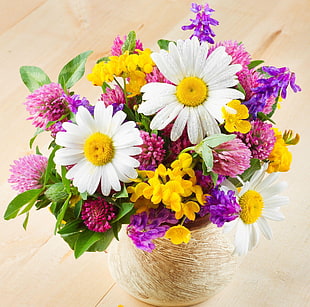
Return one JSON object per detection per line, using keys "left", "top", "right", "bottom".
{"left": 222, "top": 100, "right": 251, "bottom": 133}
{"left": 128, "top": 153, "right": 204, "bottom": 220}
{"left": 267, "top": 128, "right": 293, "bottom": 173}
{"left": 87, "top": 49, "right": 155, "bottom": 97}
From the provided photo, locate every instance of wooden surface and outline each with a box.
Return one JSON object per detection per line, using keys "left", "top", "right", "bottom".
{"left": 0, "top": 1, "right": 309, "bottom": 306}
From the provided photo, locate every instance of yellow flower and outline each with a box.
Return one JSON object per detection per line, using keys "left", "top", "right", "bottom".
{"left": 127, "top": 70, "right": 147, "bottom": 97}
{"left": 165, "top": 225, "right": 191, "bottom": 244}
{"left": 222, "top": 100, "right": 251, "bottom": 133}
{"left": 267, "top": 129, "right": 292, "bottom": 173}
{"left": 175, "top": 201, "right": 200, "bottom": 220}
{"left": 134, "top": 197, "right": 158, "bottom": 213}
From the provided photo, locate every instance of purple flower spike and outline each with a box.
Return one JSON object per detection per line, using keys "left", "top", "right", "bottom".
{"left": 244, "top": 66, "right": 301, "bottom": 117}
{"left": 127, "top": 208, "right": 177, "bottom": 252}
{"left": 204, "top": 189, "right": 240, "bottom": 227}
{"left": 182, "top": 3, "right": 219, "bottom": 44}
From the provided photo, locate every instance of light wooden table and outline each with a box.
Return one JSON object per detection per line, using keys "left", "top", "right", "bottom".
{"left": 1, "top": 1, "right": 309, "bottom": 306}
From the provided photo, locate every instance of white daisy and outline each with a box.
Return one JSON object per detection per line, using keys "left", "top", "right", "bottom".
{"left": 54, "top": 103, "right": 142, "bottom": 195}
{"left": 138, "top": 36, "right": 244, "bottom": 144}
{"left": 222, "top": 164, "right": 289, "bottom": 256}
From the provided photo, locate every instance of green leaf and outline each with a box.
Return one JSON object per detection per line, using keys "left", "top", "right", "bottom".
{"left": 257, "top": 112, "right": 276, "bottom": 124}
{"left": 210, "top": 172, "right": 219, "bottom": 186}
{"left": 61, "top": 166, "right": 71, "bottom": 194}
{"left": 240, "top": 158, "right": 262, "bottom": 182}
{"left": 20, "top": 66, "right": 51, "bottom": 92}
{"left": 74, "top": 230, "right": 103, "bottom": 258}
{"left": 87, "top": 228, "right": 116, "bottom": 252}
{"left": 4, "top": 189, "right": 42, "bottom": 220}
{"left": 101, "top": 81, "right": 111, "bottom": 93}
{"left": 112, "top": 202, "right": 134, "bottom": 223}
{"left": 236, "top": 82, "right": 246, "bottom": 96}
{"left": 74, "top": 199, "right": 83, "bottom": 218}
{"left": 96, "top": 56, "right": 110, "bottom": 64}
{"left": 248, "top": 60, "right": 264, "bottom": 70}
{"left": 201, "top": 144, "right": 213, "bottom": 172}
{"left": 157, "top": 39, "right": 174, "bottom": 50}
{"left": 58, "top": 219, "right": 84, "bottom": 236}
{"left": 23, "top": 212, "right": 30, "bottom": 230}
{"left": 29, "top": 128, "right": 45, "bottom": 149}
{"left": 114, "top": 185, "right": 128, "bottom": 199}
{"left": 203, "top": 133, "right": 236, "bottom": 148}
{"left": 58, "top": 50, "right": 93, "bottom": 90}
{"left": 54, "top": 194, "right": 71, "bottom": 233}
{"left": 122, "top": 31, "right": 136, "bottom": 53}
{"left": 43, "top": 145, "right": 60, "bottom": 186}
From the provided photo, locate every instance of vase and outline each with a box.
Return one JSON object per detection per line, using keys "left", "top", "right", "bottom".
{"left": 108, "top": 219, "right": 237, "bottom": 307}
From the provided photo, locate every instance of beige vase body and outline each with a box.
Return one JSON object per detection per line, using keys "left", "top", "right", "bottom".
{"left": 108, "top": 222, "right": 237, "bottom": 307}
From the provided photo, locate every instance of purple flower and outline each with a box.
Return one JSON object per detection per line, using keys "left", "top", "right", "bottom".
{"left": 244, "top": 66, "right": 301, "bottom": 117}
{"left": 64, "top": 94, "right": 94, "bottom": 114}
{"left": 182, "top": 3, "right": 219, "bottom": 44}
{"left": 237, "top": 120, "right": 276, "bottom": 160}
{"left": 8, "top": 154, "right": 48, "bottom": 193}
{"left": 203, "top": 189, "right": 240, "bottom": 227}
{"left": 127, "top": 208, "right": 177, "bottom": 252}
{"left": 81, "top": 197, "right": 118, "bottom": 233}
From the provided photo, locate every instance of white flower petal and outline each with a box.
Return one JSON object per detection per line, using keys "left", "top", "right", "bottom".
{"left": 151, "top": 50, "right": 182, "bottom": 84}
{"left": 87, "top": 166, "right": 102, "bottom": 195}
{"left": 261, "top": 181, "right": 288, "bottom": 199}
{"left": 150, "top": 102, "right": 183, "bottom": 130}
{"left": 257, "top": 217, "right": 272, "bottom": 240}
{"left": 198, "top": 104, "right": 221, "bottom": 136}
{"left": 248, "top": 223, "right": 260, "bottom": 251}
{"left": 201, "top": 46, "right": 233, "bottom": 82}
{"left": 100, "top": 166, "right": 112, "bottom": 196}
{"left": 170, "top": 107, "right": 189, "bottom": 141}
{"left": 104, "top": 163, "right": 121, "bottom": 192}
{"left": 234, "top": 221, "right": 250, "bottom": 256}
{"left": 75, "top": 106, "right": 95, "bottom": 133}
{"left": 187, "top": 107, "right": 203, "bottom": 144}
{"left": 223, "top": 218, "right": 238, "bottom": 233}
{"left": 264, "top": 195, "right": 289, "bottom": 208}
{"left": 54, "top": 148, "right": 84, "bottom": 165}
{"left": 263, "top": 208, "right": 285, "bottom": 221}
{"left": 94, "top": 102, "right": 113, "bottom": 133}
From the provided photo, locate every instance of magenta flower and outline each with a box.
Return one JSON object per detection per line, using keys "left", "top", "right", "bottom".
{"left": 237, "top": 67, "right": 262, "bottom": 100}
{"left": 111, "top": 35, "right": 144, "bottom": 56}
{"left": 24, "top": 83, "right": 69, "bottom": 134}
{"left": 145, "top": 66, "right": 172, "bottom": 84}
{"left": 209, "top": 40, "right": 251, "bottom": 70}
{"left": 81, "top": 197, "right": 118, "bottom": 233}
{"left": 99, "top": 85, "right": 126, "bottom": 107}
{"left": 212, "top": 138, "right": 251, "bottom": 177}
{"left": 8, "top": 154, "right": 48, "bottom": 193}
{"left": 237, "top": 120, "right": 276, "bottom": 160}
{"left": 135, "top": 131, "right": 166, "bottom": 170}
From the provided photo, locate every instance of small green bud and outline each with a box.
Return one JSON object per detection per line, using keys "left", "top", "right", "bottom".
{"left": 45, "top": 183, "right": 69, "bottom": 203}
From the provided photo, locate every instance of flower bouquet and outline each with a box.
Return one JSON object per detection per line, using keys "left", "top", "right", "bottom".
{"left": 5, "top": 2, "right": 300, "bottom": 263}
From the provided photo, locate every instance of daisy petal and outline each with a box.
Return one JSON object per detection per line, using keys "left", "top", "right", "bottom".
{"left": 257, "top": 217, "right": 272, "bottom": 240}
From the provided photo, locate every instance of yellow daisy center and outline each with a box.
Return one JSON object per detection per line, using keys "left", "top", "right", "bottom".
{"left": 176, "top": 77, "right": 208, "bottom": 107}
{"left": 84, "top": 132, "right": 114, "bottom": 166}
{"left": 239, "top": 190, "right": 264, "bottom": 224}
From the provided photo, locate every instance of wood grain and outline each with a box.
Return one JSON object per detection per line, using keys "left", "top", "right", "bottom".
{"left": 1, "top": 0, "right": 309, "bottom": 306}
